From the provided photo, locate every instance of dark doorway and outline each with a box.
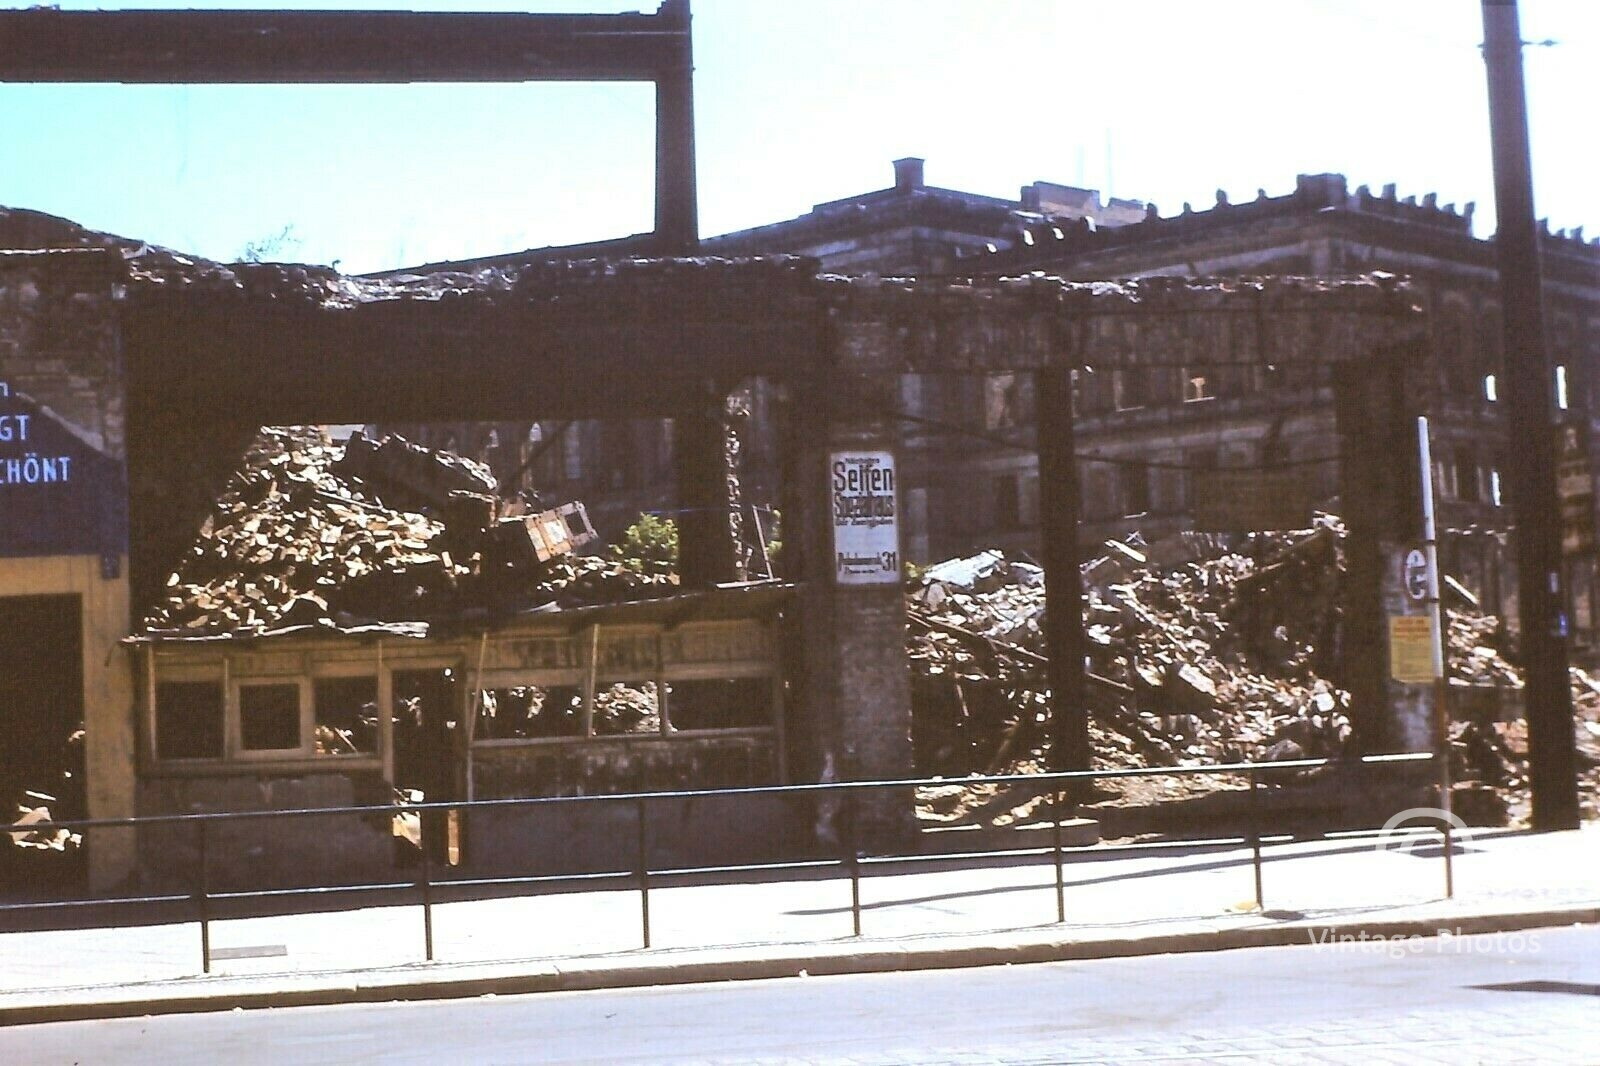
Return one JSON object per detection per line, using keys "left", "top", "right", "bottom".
{"left": 0, "top": 595, "right": 83, "bottom": 811}
{"left": 0, "top": 594, "right": 85, "bottom": 892}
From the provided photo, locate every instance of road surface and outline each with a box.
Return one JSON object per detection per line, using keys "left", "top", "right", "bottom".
{"left": 4, "top": 924, "right": 1597, "bottom": 1065}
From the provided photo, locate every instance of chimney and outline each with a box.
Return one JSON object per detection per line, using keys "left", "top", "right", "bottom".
{"left": 893, "top": 157, "right": 925, "bottom": 192}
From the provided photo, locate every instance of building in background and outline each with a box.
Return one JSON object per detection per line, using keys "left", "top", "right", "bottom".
{"left": 967, "top": 173, "right": 1600, "bottom": 645}
{"left": 372, "top": 158, "right": 1146, "bottom": 560}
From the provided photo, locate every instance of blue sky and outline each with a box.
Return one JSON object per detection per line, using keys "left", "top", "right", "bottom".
{"left": 1, "top": 0, "right": 1593, "bottom": 272}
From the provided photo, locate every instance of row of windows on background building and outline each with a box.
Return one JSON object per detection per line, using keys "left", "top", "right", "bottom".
{"left": 988, "top": 446, "right": 1504, "bottom": 530}
{"left": 380, "top": 420, "right": 676, "bottom": 497}
{"left": 979, "top": 367, "right": 1295, "bottom": 431}
{"left": 1433, "top": 303, "right": 1594, "bottom": 404}
{"left": 976, "top": 324, "right": 1594, "bottom": 429}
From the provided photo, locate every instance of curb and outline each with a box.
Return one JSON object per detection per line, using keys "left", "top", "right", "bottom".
{"left": 3, "top": 905, "right": 1596, "bottom": 1027}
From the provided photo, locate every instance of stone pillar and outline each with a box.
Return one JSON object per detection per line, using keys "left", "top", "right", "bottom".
{"left": 1036, "top": 367, "right": 1091, "bottom": 791}
{"left": 787, "top": 367, "right": 914, "bottom": 852}
{"left": 1334, "top": 355, "right": 1432, "bottom": 753}
{"left": 674, "top": 385, "right": 737, "bottom": 588}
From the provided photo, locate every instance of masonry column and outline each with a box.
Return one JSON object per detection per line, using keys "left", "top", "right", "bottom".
{"left": 1036, "top": 366, "right": 1091, "bottom": 792}
{"left": 790, "top": 358, "right": 914, "bottom": 851}
{"left": 1334, "top": 355, "right": 1432, "bottom": 755}
{"left": 675, "top": 386, "right": 738, "bottom": 587}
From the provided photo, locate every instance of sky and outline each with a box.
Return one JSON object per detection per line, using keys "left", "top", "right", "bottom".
{"left": 1, "top": 0, "right": 1594, "bottom": 273}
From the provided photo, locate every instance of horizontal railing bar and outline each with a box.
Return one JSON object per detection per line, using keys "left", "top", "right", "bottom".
{"left": 208, "top": 881, "right": 415, "bottom": 901}
{"left": 435, "top": 870, "right": 635, "bottom": 891}
{"left": 12, "top": 752, "right": 1437, "bottom": 834}
{"left": 0, "top": 892, "right": 191, "bottom": 912}
{"left": 639, "top": 858, "right": 845, "bottom": 879}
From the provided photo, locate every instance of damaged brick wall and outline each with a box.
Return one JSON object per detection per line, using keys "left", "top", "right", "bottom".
{"left": 135, "top": 771, "right": 395, "bottom": 892}
{"left": 0, "top": 249, "right": 125, "bottom": 460}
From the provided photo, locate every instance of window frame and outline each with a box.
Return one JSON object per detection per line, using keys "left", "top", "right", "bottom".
{"left": 145, "top": 647, "right": 390, "bottom": 773}
{"left": 231, "top": 676, "right": 312, "bottom": 761}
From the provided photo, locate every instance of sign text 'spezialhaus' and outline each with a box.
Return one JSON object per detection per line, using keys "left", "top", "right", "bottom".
{"left": 832, "top": 458, "right": 895, "bottom": 523}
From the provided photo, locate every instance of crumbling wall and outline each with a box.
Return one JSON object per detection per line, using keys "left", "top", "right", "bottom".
{"left": 0, "top": 248, "right": 137, "bottom": 892}
{"left": 0, "top": 249, "right": 126, "bottom": 460}
{"left": 136, "top": 771, "right": 394, "bottom": 892}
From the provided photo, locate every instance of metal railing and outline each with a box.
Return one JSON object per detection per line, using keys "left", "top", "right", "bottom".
{"left": 1, "top": 752, "right": 1447, "bottom": 975}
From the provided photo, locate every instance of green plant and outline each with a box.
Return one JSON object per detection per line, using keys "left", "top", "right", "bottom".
{"left": 610, "top": 513, "right": 678, "bottom": 573}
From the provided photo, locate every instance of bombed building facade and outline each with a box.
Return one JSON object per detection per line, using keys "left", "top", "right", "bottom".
{"left": 0, "top": 199, "right": 1436, "bottom": 889}
{"left": 964, "top": 173, "right": 1600, "bottom": 649}
{"left": 364, "top": 158, "right": 1148, "bottom": 553}
{"left": 497, "top": 164, "right": 1599, "bottom": 629}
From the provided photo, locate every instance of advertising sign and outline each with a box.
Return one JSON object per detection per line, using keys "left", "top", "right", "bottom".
{"left": 830, "top": 450, "right": 899, "bottom": 585}
{"left": 1403, "top": 549, "right": 1429, "bottom": 602}
{"left": 1556, "top": 421, "right": 1595, "bottom": 557}
{"left": 1388, "top": 614, "right": 1435, "bottom": 684}
{"left": 0, "top": 384, "right": 127, "bottom": 559}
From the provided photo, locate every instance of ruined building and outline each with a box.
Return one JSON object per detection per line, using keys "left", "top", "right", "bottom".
{"left": 363, "top": 158, "right": 1146, "bottom": 552}
{"left": 967, "top": 173, "right": 1600, "bottom": 647}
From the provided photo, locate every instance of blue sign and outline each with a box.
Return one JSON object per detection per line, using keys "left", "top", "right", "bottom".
{"left": 0, "top": 384, "right": 127, "bottom": 558}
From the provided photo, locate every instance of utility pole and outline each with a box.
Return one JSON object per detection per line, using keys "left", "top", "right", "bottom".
{"left": 1480, "top": 0, "right": 1580, "bottom": 830}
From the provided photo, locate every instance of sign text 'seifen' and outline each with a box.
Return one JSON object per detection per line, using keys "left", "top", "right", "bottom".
{"left": 830, "top": 450, "right": 899, "bottom": 585}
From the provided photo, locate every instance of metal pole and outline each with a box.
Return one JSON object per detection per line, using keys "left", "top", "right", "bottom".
{"left": 420, "top": 821, "right": 435, "bottom": 963}
{"left": 1053, "top": 786, "right": 1066, "bottom": 923}
{"left": 847, "top": 792, "right": 862, "bottom": 937}
{"left": 1247, "top": 769, "right": 1264, "bottom": 911}
{"left": 1417, "top": 418, "right": 1456, "bottom": 900}
{"left": 197, "top": 820, "right": 211, "bottom": 974}
{"left": 635, "top": 797, "right": 651, "bottom": 950}
{"left": 1481, "top": 0, "right": 1580, "bottom": 830}
{"left": 1442, "top": 805, "right": 1455, "bottom": 900}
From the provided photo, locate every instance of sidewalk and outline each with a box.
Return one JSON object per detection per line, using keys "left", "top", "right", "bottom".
{"left": 2, "top": 823, "right": 1595, "bottom": 1025}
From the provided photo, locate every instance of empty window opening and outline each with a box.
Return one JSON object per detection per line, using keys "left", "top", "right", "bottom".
{"left": 313, "top": 676, "right": 378, "bottom": 755}
{"left": 995, "top": 474, "right": 1021, "bottom": 530}
{"left": 156, "top": 680, "right": 224, "bottom": 760}
{"left": 239, "top": 683, "right": 301, "bottom": 751}
{"left": 477, "top": 685, "right": 584, "bottom": 740}
{"left": 1112, "top": 369, "right": 1148, "bottom": 410}
{"left": 667, "top": 677, "right": 773, "bottom": 732}
{"left": 593, "top": 682, "right": 659, "bottom": 735}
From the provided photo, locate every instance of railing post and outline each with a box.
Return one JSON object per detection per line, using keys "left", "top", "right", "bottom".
{"left": 635, "top": 796, "right": 651, "bottom": 950}
{"left": 1247, "top": 768, "right": 1264, "bottom": 911}
{"left": 1442, "top": 798, "right": 1455, "bottom": 900}
{"left": 196, "top": 819, "right": 212, "bottom": 975}
{"left": 846, "top": 790, "right": 862, "bottom": 938}
{"left": 1053, "top": 784, "right": 1066, "bottom": 924}
{"left": 420, "top": 807, "right": 435, "bottom": 963}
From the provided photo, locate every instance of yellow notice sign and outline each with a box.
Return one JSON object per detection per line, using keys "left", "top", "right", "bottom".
{"left": 1388, "top": 615, "right": 1435, "bottom": 684}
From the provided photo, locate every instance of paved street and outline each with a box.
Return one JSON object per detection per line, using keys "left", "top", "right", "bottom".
{"left": 4, "top": 924, "right": 1596, "bottom": 1065}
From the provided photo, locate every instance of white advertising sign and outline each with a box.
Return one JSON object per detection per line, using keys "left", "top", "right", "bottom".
{"left": 830, "top": 450, "right": 899, "bottom": 585}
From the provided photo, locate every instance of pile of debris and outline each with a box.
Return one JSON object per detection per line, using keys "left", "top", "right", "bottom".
{"left": 908, "top": 517, "right": 1599, "bottom": 823}
{"left": 910, "top": 521, "right": 1352, "bottom": 778}
{"left": 143, "top": 426, "right": 670, "bottom": 638}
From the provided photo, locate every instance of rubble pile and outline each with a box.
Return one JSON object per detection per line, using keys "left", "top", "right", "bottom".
{"left": 908, "top": 517, "right": 1599, "bottom": 822}
{"left": 910, "top": 520, "right": 1354, "bottom": 779}
{"left": 143, "top": 426, "right": 667, "bottom": 638}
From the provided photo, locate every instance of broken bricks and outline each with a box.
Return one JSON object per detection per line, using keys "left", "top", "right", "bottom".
{"left": 143, "top": 427, "right": 661, "bottom": 639}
